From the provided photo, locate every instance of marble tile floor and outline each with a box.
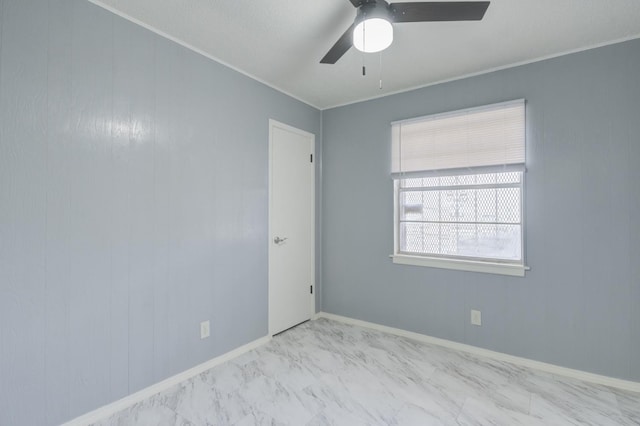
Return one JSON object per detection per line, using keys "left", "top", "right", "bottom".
{"left": 93, "top": 318, "right": 640, "bottom": 426}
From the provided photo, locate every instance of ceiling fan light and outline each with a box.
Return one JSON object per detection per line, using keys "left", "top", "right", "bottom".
{"left": 353, "top": 18, "right": 393, "bottom": 53}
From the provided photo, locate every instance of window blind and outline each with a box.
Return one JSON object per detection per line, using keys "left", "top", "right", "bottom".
{"left": 391, "top": 99, "right": 525, "bottom": 178}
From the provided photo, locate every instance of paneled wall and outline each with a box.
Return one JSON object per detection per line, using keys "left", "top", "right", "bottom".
{"left": 0, "top": 1, "right": 320, "bottom": 424}
{"left": 322, "top": 39, "right": 640, "bottom": 383}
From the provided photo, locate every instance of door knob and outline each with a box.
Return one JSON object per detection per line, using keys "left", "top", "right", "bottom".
{"left": 274, "top": 236, "right": 288, "bottom": 244}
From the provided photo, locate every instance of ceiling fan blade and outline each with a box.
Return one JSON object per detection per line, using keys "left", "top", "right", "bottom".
{"left": 390, "top": 1, "right": 489, "bottom": 23}
{"left": 320, "top": 23, "right": 356, "bottom": 64}
{"left": 348, "top": 0, "right": 366, "bottom": 7}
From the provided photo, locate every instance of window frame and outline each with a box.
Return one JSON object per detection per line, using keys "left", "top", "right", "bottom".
{"left": 392, "top": 172, "right": 528, "bottom": 277}
{"left": 389, "top": 99, "right": 529, "bottom": 277}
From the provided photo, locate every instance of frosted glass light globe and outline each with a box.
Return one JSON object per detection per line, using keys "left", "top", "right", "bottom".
{"left": 353, "top": 18, "right": 393, "bottom": 53}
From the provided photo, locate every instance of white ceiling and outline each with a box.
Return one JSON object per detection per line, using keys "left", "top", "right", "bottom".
{"left": 92, "top": 0, "right": 640, "bottom": 109}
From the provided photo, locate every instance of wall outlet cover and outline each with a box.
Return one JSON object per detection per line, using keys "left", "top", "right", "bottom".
{"left": 471, "top": 310, "right": 482, "bottom": 326}
{"left": 200, "top": 320, "right": 210, "bottom": 339}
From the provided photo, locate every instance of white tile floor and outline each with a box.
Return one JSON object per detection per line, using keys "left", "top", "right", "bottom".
{"left": 94, "top": 318, "right": 640, "bottom": 425}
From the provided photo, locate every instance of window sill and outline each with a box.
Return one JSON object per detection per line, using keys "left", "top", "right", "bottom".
{"left": 390, "top": 254, "right": 529, "bottom": 277}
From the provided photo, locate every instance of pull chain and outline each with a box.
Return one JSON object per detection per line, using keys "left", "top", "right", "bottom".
{"left": 379, "top": 51, "right": 383, "bottom": 89}
{"left": 362, "top": 19, "right": 366, "bottom": 76}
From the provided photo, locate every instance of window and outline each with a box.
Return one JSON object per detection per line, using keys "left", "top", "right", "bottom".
{"left": 391, "top": 100, "right": 527, "bottom": 276}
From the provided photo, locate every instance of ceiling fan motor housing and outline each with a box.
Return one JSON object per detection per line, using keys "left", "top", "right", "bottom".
{"left": 355, "top": 0, "right": 393, "bottom": 24}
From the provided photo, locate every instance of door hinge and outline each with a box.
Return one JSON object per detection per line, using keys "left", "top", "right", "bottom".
{"left": 310, "top": 285, "right": 313, "bottom": 294}
{"left": 310, "top": 154, "right": 313, "bottom": 163}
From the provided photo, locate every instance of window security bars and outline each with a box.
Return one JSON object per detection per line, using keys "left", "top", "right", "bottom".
{"left": 397, "top": 172, "right": 523, "bottom": 263}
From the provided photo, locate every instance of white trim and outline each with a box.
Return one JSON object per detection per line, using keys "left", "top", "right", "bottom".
{"left": 57, "top": 311, "right": 640, "bottom": 425}
{"left": 391, "top": 254, "right": 528, "bottom": 277}
{"left": 323, "top": 34, "right": 640, "bottom": 110}
{"left": 316, "top": 312, "right": 640, "bottom": 393}
{"left": 61, "top": 335, "right": 271, "bottom": 426}
{"left": 82, "top": 1, "right": 640, "bottom": 111}
{"left": 86, "top": 0, "right": 320, "bottom": 110}
{"left": 317, "top": 111, "right": 324, "bottom": 314}
{"left": 268, "top": 119, "right": 316, "bottom": 140}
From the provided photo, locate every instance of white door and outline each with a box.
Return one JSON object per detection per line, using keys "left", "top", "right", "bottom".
{"left": 268, "top": 120, "right": 315, "bottom": 336}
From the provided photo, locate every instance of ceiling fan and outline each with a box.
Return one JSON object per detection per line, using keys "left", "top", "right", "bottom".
{"left": 320, "top": 0, "right": 490, "bottom": 64}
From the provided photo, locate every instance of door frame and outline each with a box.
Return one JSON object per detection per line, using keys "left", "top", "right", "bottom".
{"left": 268, "top": 119, "right": 316, "bottom": 336}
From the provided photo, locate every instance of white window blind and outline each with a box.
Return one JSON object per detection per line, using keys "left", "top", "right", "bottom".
{"left": 391, "top": 99, "right": 525, "bottom": 177}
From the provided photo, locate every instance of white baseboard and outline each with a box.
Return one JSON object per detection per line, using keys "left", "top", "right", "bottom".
{"left": 62, "top": 312, "right": 639, "bottom": 425}
{"left": 316, "top": 312, "right": 640, "bottom": 393}
{"left": 62, "top": 335, "right": 271, "bottom": 426}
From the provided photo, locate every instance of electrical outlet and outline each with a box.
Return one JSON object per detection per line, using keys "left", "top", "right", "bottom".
{"left": 200, "top": 320, "right": 210, "bottom": 339}
{"left": 471, "top": 310, "right": 482, "bottom": 326}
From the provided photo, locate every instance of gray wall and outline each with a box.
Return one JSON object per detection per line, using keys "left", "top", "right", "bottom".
{"left": 0, "top": 0, "right": 320, "bottom": 424}
{"left": 322, "top": 39, "right": 640, "bottom": 382}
